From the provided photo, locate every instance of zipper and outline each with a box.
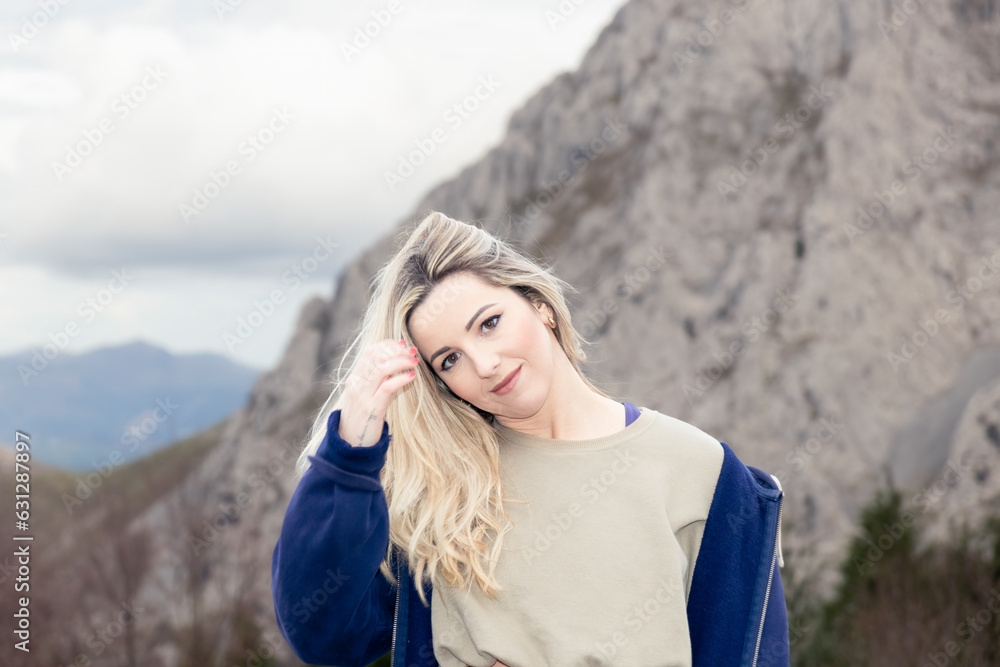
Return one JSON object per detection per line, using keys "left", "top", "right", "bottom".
{"left": 751, "top": 494, "right": 783, "bottom": 667}
{"left": 769, "top": 475, "right": 785, "bottom": 568}
{"left": 390, "top": 551, "right": 400, "bottom": 667}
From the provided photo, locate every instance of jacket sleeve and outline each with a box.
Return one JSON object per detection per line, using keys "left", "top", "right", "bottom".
{"left": 271, "top": 408, "right": 396, "bottom": 666}
{"left": 687, "top": 444, "right": 790, "bottom": 667}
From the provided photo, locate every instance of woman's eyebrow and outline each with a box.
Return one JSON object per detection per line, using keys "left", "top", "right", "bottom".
{"left": 428, "top": 302, "right": 499, "bottom": 364}
{"left": 464, "top": 303, "right": 497, "bottom": 331}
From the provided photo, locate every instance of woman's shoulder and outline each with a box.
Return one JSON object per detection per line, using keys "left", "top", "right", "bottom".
{"left": 635, "top": 406, "right": 725, "bottom": 486}
{"left": 637, "top": 406, "right": 724, "bottom": 453}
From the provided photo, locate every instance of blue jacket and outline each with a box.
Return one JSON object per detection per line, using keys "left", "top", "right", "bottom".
{"left": 271, "top": 408, "right": 789, "bottom": 666}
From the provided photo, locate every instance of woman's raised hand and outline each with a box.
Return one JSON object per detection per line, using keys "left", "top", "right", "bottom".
{"left": 337, "top": 338, "right": 421, "bottom": 448}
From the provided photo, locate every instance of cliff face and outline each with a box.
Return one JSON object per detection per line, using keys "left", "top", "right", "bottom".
{"left": 131, "top": 0, "right": 1000, "bottom": 659}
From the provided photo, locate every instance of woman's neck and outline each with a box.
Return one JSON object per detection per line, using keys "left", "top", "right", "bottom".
{"left": 494, "top": 349, "right": 623, "bottom": 440}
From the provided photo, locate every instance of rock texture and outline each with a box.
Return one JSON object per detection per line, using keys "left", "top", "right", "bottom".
{"left": 128, "top": 0, "right": 1000, "bottom": 662}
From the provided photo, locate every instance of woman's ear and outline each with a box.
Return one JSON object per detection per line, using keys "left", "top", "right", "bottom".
{"left": 533, "top": 301, "right": 553, "bottom": 322}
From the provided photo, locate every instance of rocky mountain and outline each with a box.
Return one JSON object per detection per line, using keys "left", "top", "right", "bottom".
{"left": 122, "top": 0, "right": 1000, "bottom": 663}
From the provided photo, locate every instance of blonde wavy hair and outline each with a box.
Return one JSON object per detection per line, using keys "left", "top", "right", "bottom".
{"left": 294, "top": 210, "right": 611, "bottom": 606}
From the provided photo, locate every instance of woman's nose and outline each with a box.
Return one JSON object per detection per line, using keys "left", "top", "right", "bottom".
{"left": 470, "top": 348, "right": 500, "bottom": 378}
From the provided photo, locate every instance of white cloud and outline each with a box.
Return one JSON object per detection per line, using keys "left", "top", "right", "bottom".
{"left": 0, "top": 0, "right": 629, "bottom": 368}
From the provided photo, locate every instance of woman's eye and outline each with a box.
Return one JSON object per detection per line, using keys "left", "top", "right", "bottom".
{"left": 440, "top": 315, "right": 500, "bottom": 372}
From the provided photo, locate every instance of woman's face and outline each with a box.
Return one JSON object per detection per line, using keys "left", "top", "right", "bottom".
{"left": 408, "top": 271, "right": 558, "bottom": 419}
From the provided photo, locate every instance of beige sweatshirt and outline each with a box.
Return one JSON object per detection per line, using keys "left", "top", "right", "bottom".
{"left": 430, "top": 405, "right": 725, "bottom": 666}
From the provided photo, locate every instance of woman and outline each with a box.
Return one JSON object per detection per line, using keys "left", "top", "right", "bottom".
{"left": 271, "top": 211, "right": 789, "bottom": 667}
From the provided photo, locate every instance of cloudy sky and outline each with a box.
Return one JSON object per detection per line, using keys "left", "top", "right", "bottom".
{"left": 0, "top": 0, "right": 628, "bottom": 370}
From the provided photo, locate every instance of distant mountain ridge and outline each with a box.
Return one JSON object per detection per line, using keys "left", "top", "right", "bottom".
{"left": 0, "top": 340, "right": 259, "bottom": 471}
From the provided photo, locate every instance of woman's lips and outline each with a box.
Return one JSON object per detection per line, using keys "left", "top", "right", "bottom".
{"left": 491, "top": 365, "right": 521, "bottom": 395}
